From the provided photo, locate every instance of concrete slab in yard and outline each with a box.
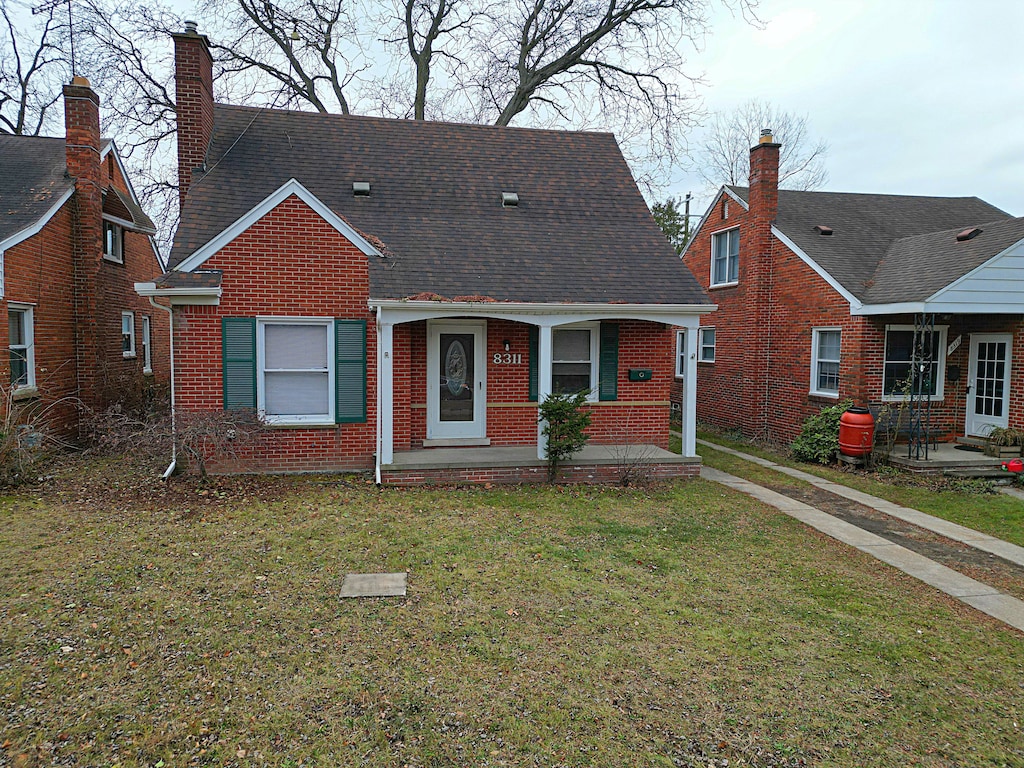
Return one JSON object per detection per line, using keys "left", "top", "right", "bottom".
{"left": 340, "top": 572, "right": 408, "bottom": 598}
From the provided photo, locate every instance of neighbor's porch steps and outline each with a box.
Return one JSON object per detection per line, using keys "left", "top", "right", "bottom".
{"left": 886, "top": 436, "right": 1014, "bottom": 481}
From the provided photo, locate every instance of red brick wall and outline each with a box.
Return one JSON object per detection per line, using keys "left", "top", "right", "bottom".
{"left": 174, "top": 194, "right": 377, "bottom": 472}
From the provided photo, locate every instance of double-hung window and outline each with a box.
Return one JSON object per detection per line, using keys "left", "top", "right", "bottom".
{"left": 103, "top": 221, "right": 124, "bottom": 263}
{"left": 711, "top": 228, "right": 739, "bottom": 286}
{"left": 121, "top": 312, "right": 136, "bottom": 358}
{"left": 8, "top": 304, "right": 34, "bottom": 389}
{"left": 552, "top": 324, "right": 599, "bottom": 400}
{"left": 698, "top": 327, "right": 716, "bottom": 362}
{"left": 883, "top": 325, "right": 947, "bottom": 400}
{"left": 258, "top": 319, "right": 334, "bottom": 423}
{"left": 141, "top": 316, "right": 152, "bottom": 373}
{"left": 810, "top": 328, "right": 841, "bottom": 397}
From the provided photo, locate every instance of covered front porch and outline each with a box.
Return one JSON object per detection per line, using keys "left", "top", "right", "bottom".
{"left": 371, "top": 299, "right": 713, "bottom": 484}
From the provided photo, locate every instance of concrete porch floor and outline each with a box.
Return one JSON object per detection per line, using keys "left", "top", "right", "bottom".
{"left": 886, "top": 442, "right": 1007, "bottom": 473}
{"left": 385, "top": 443, "right": 698, "bottom": 471}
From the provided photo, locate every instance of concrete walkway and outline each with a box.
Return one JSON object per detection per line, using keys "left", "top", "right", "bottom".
{"left": 696, "top": 439, "right": 1024, "bottom": 632}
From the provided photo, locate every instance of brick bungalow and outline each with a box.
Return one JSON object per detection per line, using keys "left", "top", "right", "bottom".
{"left": 135, "top": 25, "right": 714, "bottom": 483}
{"left": 679, "top": 130, "right": 1024, "bottom": 449}
{"left": 0, "top": 77, "right": 167, "bottom": 435}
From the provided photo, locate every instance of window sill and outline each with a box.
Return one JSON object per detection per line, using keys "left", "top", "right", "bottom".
{"left": 697, "top": 360, "right": 715, "bottom": 365}
{"left": 11, "top": 386, "right": 39, "bottom": 401}
{"left": 708, "top": 281, "right": 738, "bottom": 290}
{"left": 143, "top": 368, "right": 153, "bottom": 376}
{"left": 123, "top": 352, "right": 136, "bottom": 359}
{"left": 102, "top": 254, "right": 124, "bottom": 265}
{"left": 881, "top": 395, "right": 944, "bottom": 403}
{"left": 809, "top": 391, "right": 840, "bottom": 400}
{"left": 264, "top": 420, "right": 337, "bottom": 429}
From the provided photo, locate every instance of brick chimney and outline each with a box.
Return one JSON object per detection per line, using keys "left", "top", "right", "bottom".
{"left": 744, "top": 128, "right": 781, "bottom": 441}
{"left": 64, "top": 76, "right": 104, "bottom": 412}
{"left": 172, "top": 21, "right": 214, "bottom": 205}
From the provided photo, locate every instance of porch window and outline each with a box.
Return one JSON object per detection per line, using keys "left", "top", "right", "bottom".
{"left": 710, "top": 228, "right": 739, "bottom": 286}
{"left": 810, "top": 328, "right": 841, "bottom": 397}
{"left": 552, "top": 325, "right": 598, "bottom": 399}
{"left": 675, "top": 329, "right": 686, "bottom": 378}
{"left": 882, "top": 325, "right": 947, "bottom": 400}
{"left": 259, "top": 320, "right": 333, "bottom": 423}
{"left": 8, "top": 304, "right": 34, "bottom": 388}
{"left": 698, "top": 327, "right": 716, "bottom": 362}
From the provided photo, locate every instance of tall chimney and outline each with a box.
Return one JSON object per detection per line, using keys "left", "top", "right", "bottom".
{"left": 63, "top": 76, "right": 104, "bottom": 412}
{"left": 172, "top": 21, "right": 214, "bottom": 205}
{"left": 748, "top": 128, "right": 780, "bottom": 225}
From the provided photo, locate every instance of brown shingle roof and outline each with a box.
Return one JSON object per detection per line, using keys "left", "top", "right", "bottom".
{"left": 170, "top": 105, "right": 710, "bottom": 305}
{"left": 728, "top": 186, "right": 1010, "bottom": 302}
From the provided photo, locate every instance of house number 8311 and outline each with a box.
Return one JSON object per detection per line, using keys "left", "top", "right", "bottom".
{"left": 493, "top": 353, "right": 522, "bottom": 365}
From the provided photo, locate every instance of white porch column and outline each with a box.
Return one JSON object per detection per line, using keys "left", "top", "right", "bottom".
{"left": 536, "top": 323, "right": 553, "bottom": 460}
{"left": 378, "top": 319, "right": 395, "bottom": 466}
{"left": 683, "top": 319, "right": 699, "bottom": 458}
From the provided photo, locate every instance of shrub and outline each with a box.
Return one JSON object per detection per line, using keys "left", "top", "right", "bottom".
{"left": 538, "top": 391, "right": 591, "bottom": 482}
{"left": 791, "top": 399, "right": 853, "bottom": 465}
{"left": 0, "top": 386, "right": 78, "bottom": 486}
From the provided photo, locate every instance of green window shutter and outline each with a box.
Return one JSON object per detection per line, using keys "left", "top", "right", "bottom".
{"left": 222, "top": 318, "right": 256, "bottom": 410}
{"left": 599, "top": 322, "right": 618, "bottom": 401}
{"left": 528, "top": 325, "right": 539, "bottom": 402}
{"left": 335, "top": 319, "right": 367, "bottom": 423}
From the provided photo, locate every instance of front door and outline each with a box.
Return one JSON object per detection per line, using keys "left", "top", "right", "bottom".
{"left": 966, "top": 333, "right": 1012, "bottom": 437}
{"left": 427, "top": 321, "right": 487, "bottom": 440}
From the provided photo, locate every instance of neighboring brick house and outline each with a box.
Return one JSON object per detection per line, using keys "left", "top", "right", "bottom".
{"left": 0, "top": 77, "right": 167, "bottom": 435}
{"left": 679, "top": 131, "right": 1024, "bottom": 447}
{"left": 135, "top": 25, "right": 714, "bottom": 483}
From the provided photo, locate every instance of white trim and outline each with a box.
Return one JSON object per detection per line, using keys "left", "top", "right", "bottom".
{"left": 674, "top": 329, "right": 686, "bottom": 378}
{"left": 709, "top": 225, "right": 740, "bottom": 287}
{"left": 426, "top": 320, "right": 487, "bottom": 440}
{"left": 7, "top": 302, "right": 35, "bottom": 389}
{"left": 256, "top": 317, "right": 336, "bottom": 425}
{"left": 809, "top": 327, "right": 841, "bottom": 398}
{"left": 134, "top": 282, "right": 222, "bottom": 306}
{"left": 121, "top": 311, "right": 136, "bottom": 358}
{"left": 770, "top": 226, "right": 863, "bottom": 312}
{"left": 174, "top": 178, "right": 381, "bottom": 272}
{"left": 881, "top": 324, "right": 948, "bottom": 402}
{"left": 551, "top": 321, "right": 600, "bottom": 403}
{"left": 698, "top": 326, "right": 716, "bottom": 363}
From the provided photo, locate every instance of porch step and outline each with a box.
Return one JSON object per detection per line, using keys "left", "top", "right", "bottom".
{"left": 944, "top": 467, "right": 1014, "bottom": 483}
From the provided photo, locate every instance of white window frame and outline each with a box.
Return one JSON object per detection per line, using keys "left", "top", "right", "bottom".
{"left": 8, "top": 303, "right": 35, "bottom": 389}
{"left": 810, "top": 327, "right": 841, "bottom": 398}
{"left": 551, "top": 322, "right": 600, "bottom": 402}
{"left": 141, "top": 315, "right": 152, "bottom": 374}
{"left": 882, "top": 324, "right": 948, "bottom": 402}
{"left": 256, "top": 317, "right": 336, "bottom": 425}
{"left": 121, "top": 311, "right": 136, "bottom": 358}
{"left": 675, "top": 329, "right": 686, "bottom": 378}
{"left": 710, "top": 227, "right": 739, "bottom": 287}
{"left": 698, "top": 326, "right": 716, "bottom": 363}
{"left": 103, "top": 220, "right": 124, "bottom": 263}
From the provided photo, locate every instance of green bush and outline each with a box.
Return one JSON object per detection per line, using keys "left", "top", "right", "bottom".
{"left": 791, "top": 399, "right": 853, "bottom": 465}
{"left": 538, "top": 391, "right": 592, "bottom": 481}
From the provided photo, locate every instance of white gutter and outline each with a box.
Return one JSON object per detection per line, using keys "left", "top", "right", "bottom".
{"left": 135, "top": 282, "right": 221, "bottom": 305}
{"left": 146, "top": 295, "right": 177, "bottom": 479}
{"left": 374, "top": 304, "right": 382, "bottom": 485}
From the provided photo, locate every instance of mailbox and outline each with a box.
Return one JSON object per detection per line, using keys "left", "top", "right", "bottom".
{"left": 628, "top": 368, "right": 653, "bottom": 381}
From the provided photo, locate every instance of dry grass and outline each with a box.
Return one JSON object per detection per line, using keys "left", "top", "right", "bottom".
{"left": 1, "top": 457, "right": 1022, "bottom": 767}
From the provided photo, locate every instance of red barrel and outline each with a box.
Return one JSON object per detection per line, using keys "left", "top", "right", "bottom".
{"left": 839, "top": 406, "right": 875, "bottom": 457}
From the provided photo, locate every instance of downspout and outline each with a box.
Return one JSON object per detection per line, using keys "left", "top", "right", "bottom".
{"left": 147, "top": 296, "right": 177, "bottom": 479}
{"left": 374, "top": 304, "right": 382, "bottom": 485}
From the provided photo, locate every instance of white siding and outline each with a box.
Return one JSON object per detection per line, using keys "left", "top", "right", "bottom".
{"left": 930, "top": 241, "right": 1024, "bottom": 312}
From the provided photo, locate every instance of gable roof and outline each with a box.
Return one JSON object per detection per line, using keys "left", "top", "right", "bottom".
{"left": 169, "top": 105, "right": 710, "bottom": 306}
{"left": 0, "top": 135, "right": 75, "bottom": 248}
{"left": 728, "top": 186, "right": 1011, "bottom": 304}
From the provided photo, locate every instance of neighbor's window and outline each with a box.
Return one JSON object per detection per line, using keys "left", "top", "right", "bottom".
{"left": 698, "top": 327, "right": 716, "bottom": 362}
{"left": 142, "top": 315, "right": 152, "bottom": 373}
{"left": 675, "top": 329, "right": 686, "bottom": 378}
{"left": 552, "top": 325, "right": 598, "bottom": 399}
{"left": 259, "top": 320, "right": 334, "bottom": 423}
{"left": 883, "top": 325, "right": 947, "bottom": 400}
{"left": 811, "top": 328, "right": 841, "bottom": 397}
{"left": 103, "top": 221, "right": 124, "bottom": 263}
{"left": 121, "top": 311, "right": 135, "bottom": 358}
{"left": 8, "top": 304, "right": 34, "bottom": 388}
{"left": 710, "top": 228, "right": 739, "bottom": 286}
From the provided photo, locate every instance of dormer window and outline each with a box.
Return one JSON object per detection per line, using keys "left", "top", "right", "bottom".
{"left": 103, "top": 221, "right": 124, "bottom": 263}
{"left": 710, "top": 227, "right": 739, "bottom": 287}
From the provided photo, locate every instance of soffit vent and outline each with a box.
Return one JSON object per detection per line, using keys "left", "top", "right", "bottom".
{"left": 353, "top": 181, "right": 371, "bottom": 197}
{"left": 814, "top": 225, "right": 833, "bottom": 236}
{"left": 956, "top": 227, "right": 982, "bottom": 242}
{"left": 501, "top": 191, "right": 519, "bottom": 207}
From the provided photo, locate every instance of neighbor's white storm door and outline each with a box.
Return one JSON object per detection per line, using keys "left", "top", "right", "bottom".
{"left": 426, "top": 321, "right": 487, "bottom": 440}
{"left": 966, "top": 333, "right": 1012, "bottom": 437}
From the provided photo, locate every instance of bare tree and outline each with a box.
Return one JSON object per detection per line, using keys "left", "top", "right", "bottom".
{"left": 696, "top": 99, "right": 828, "bottom": 191}
{"left": 0, "top": 0, "right": 69, "bottom": 135}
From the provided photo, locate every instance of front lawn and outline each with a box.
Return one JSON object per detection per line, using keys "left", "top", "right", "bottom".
{"left": 1, "top": 460, "right": 1022, "bottom": 767}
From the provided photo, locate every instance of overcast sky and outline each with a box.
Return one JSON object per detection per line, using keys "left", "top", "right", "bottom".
{"left": 672, "top": 0, "right": 1024, "bottom": 217}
